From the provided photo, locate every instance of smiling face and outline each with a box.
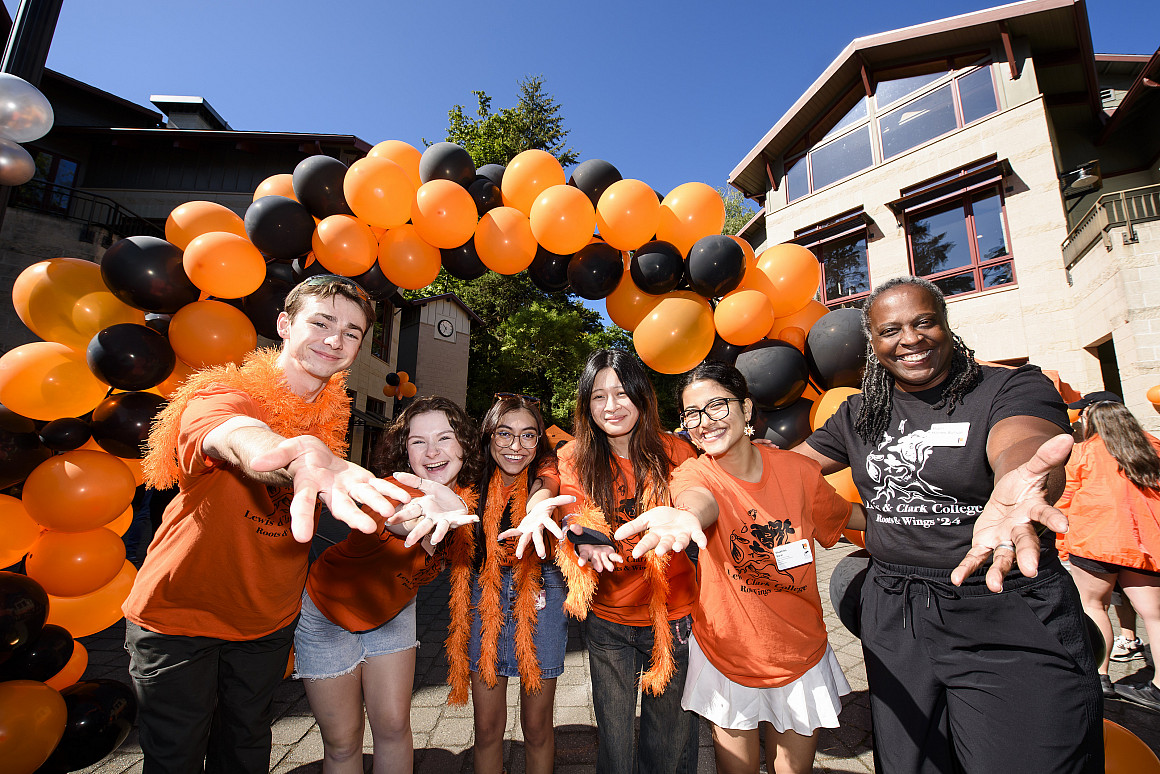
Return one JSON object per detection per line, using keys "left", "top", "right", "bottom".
{"left": 680, "top": 379, "right": 751, "bottom": 458}
{"left": 276, "top": 294, "right": 368, "bottom": 398}
{"left": 489, "top": 408, "right": 540, "bottom": 484}
{"left": 405, "top": 411, "right": 464, "bottom": 486}
{"left": 589, "top": 367, "right": 641, "bottom": 443}
{"left": 866, "top": 284, "right": 954, "bottom": 393}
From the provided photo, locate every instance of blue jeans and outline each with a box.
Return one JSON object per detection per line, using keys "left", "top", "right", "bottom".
{"left": 585, "top": 613, "right": 698, "bottom": 774}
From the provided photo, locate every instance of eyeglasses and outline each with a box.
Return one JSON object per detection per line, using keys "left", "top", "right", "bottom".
{"left": 679, "top": 398, "right": 742, "bottom": 429}
{"left": 493, "top": 429, "right": 541, "bottom": 448}
{"left": 494, "top": 392, "right": 541, "bottom": 405}
{"left": 301, "top": 274, "right": 372, "bottom": 304}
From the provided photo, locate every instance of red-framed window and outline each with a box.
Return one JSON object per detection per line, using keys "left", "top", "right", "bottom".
{"left": 905, "top": 185, "right": 1014, "bottom": 298}
{"left": 370, "top": 300, "right": 394, "bottom": 363}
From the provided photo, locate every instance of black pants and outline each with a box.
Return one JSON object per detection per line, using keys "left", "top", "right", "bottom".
{"left": 126, "top": 620, "right": 296, "bottom": 774}
{"left": 860, "top": 556, "right": 1103, "bottom": 774}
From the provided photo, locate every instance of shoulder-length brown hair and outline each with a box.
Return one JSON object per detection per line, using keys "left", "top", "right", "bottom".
{"left": 571, "top": 349, "right": 674, "bottom": 519}
{"left": 372, "top": 396, "right": 482, "bottom": 489}
{"left": 477, "top": 394, "right": 556, "bottom": 515}
{"left": 1083, "top": 401, "right": 1160, "bottom": 490}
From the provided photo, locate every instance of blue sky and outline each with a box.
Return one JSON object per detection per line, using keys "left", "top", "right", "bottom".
{"left": 34, "top": 0, "right": 1157, "bottom": 200}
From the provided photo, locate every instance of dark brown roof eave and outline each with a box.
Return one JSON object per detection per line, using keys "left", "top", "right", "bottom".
{"left": 1095, "top": 46, "right": 1160, "bottom": 145}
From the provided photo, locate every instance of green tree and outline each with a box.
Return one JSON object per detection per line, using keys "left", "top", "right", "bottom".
{"left": 718, "top": 185, "right": 758, "bottom": 236}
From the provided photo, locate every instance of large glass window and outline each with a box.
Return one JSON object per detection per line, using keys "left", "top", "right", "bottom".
{"left": 370, "top": 300, "right": 393, "bottom": 362}
{"left": 879, "top": 85, "right": 957, "bottom": 159}
{"left": 14, "top": 150, "right": 78, "bottom": 212}
{"left": 907, "top": 186, "right": 1014, "bottom": 298}
{"left": 810, "top": 126, "right": 874, "bottom": 191}
{"left": 815, "top": 233, "right": 870, "bottom": 307}
{"left": 958, "top": 66, "right": 999, "bottom": 125}
{"left": 785, "top": 154, "right": 809, "bottom": 202}
{"left": 875, "top": 70, "right": 947, "bottom": 108}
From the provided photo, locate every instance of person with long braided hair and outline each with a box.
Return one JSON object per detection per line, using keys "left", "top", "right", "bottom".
{"left": 790, "top": 276, "right": 1103, "bottom": 773}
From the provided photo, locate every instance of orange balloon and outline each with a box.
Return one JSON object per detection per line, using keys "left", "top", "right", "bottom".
{"left": 826, "top": 468, "right": 861, "bottom": 503}
{"left": 842, "top": 528, "right": 866, "bottom": 548}
{"left": 367, "top": 140, "right": 423, "bottom": 190}
{"left": 22, "top": 450, "right": 136, "bottom": 532}
{"left": 105, "top": 505, "right": 133, "bottom": 537}
{"left": 12, "top": 257, "right": 145, "bottom": 350}
{"left": 46, "top": 560, "right": 137, "bottom": 637}
{"left": 169, "top": 300, "right": 258, "bottom": 369}
{"left": 153, "top": 358, "right": 197, "bottom": 400}
{"left": 1104, "top": 718, "right": 1160, "bottom": 773}
{"left": 596, "top": 179, "right": 660, "bottom": 252}
{"left": 412, "top": 179, "right": 478, "bottom": 249}
{"left": 0, "top": 342, "right": 110, "bottom": 421}
{"left": 605, "top": 272, "right": 663, "bottom": 332}
{"left": 656, "top": 183, "right": 726, "bottom": 257}
{"left": 811, "top": 387, "right": 860, "bottom": 431}
{"left": 633, "top": 292, "right": 716, "bottom": 374}
{"left": 165, "top": 200, "right": 247, "bottom": 251}
{"left": 183, "top": 231, "right": 266, "bottom": 299}
{"left": 780, "top": 326, "right": 807, "bottom": 352}
{"left": 768, "top": 300, "right": 829, "bottom": 341}
{"left": 312, "top": 214, "right": 378, "bottom": 277}
{"left": 377, "top": 225, "right": 441, "bottom": 289}
{"left": 1147, "top": 385, "right": 1160, "bottom": 406}
{"left": 475, "top": 207, "right": 538, "bottom": 274}
{"left": 714, "top": 289, "right": 775, "bottom": 346}
{"left": 397, "top": 371, "right": 410, "bottom": 384}
{"left": 0, "top": 679, "right": 67, "bottom": 773}
{"left": 0, "top": 494, "right": 42, "bottom": 568}
{"left": 399, "top": 382, "right": 418, "bottom": 399}
{"left": 45, "top": 640, "right": 88, "bottom": 691}
{"left": 529, "top": 184, "right": 596, "bottom": 255}
{"left": 382, "top": 384, "right": 397, "bottom": 398}
{"left": 253, "top": 173, "right": 297, "bottom": 202}
{"left": 26, "top": 527, "right": 126, "bottom": 597}
{"left": 729, "top": 235, "right": 757, "bottom": 266}
{"left": 756, "top": 243, "right": 822, "bottom": 317}
{"left": 501, "top": 149, "right": 565, "bottom": 215}
{"left": 344, "top": 156, "right": 415, "bottom": 230}
{"left": 801, "top": 380, "right": 822, "bottom": 402}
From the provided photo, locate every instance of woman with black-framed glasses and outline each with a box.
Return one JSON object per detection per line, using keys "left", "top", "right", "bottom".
{"left": 619, "top": 361, "right": 864, "bottom": 774}
{"left": 443, "top": 393, "right": 574, "bottom": 774}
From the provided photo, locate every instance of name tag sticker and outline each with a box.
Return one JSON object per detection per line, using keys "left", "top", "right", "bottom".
{"left": 774, "top": 538, "right": 813, "bottom": 571}
{"left": 926, "top": 422, "right": 969, "bottom": 447}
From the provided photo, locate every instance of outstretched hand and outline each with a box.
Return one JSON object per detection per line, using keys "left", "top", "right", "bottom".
{"left": 388, "top": 471, "right": 479, "bottom": 548}
{"left": 498, "top": 494, "right": 575, "bottom": 559}
{"left": 251, "top": 435, "right": 413, "bottom": 544}
{"left": 951, "top": 433, "right": 1074, "bottom": 591}
{"left": 613, "top": 505, "right": 707, "bottom": 559}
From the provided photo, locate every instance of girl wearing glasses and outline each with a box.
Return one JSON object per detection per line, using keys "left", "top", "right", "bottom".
{"left": 556, "top": 349, "right": 701, "bottom": 774}
{"left": 296, "top": 397, "right": 480, "bottom": 774}
{"left": 618, "top": 361, "right": 863, "bottom": 774}
{"left": 444, "top": 393, "right": 574, "bottom": 774}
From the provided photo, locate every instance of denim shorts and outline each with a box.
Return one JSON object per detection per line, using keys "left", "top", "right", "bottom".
{"left": 468, "top": 562, "right": 568, "bottom": 679}
{"left": 293, "top": 590, "right": 418, "bottom": 680}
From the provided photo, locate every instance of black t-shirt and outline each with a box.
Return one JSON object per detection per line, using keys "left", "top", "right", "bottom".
{"left": 806, "top": 365, "right": 1070, "bottom": 568}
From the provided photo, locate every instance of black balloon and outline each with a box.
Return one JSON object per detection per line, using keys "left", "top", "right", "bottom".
{"left": 806, "top": 308, "right": 868, "bottom": 390}
{"left": 567, "top": 242, "right": 623, "bottom": 300}
{"left": 0, "top": 571, "right": 49, "bottom": 665}
{"left": 476, "top": 163, "right": 505, "bottom": 188}
{"left": 292, "top": 155, "right": 354, "bottom": 219}
{"left": 0, "top": 405, "right": 51, "bottom": 489}
{"left": 352, "top": 260, "right": 398, "bottom": 302}
{"left": 630, "top": 240, "right": 684, "bottom": 295}
{"left": 568, "top": 159, "right": 622, "bottom": 206}
{"left": 265, "top": 259, "right": 297, "bottom": 285}
{"left": 292, "top": 254, "right": 328, "bottom": 282}
{"left": 705, "top": 334, "right": 745, "bottom": 366}
{"left": 86, "top": 323, "right": 176, "bottom": 392}
{"left": 828, "top": 549, "right": 870, "bottom": 638}
{"left": 528, "top": 246, "right": 571, "bottom": 293}
{"left": 468, "top": 177, "right": 504, "bottom": 217}
{"left": 99, "top": 236, "right": 199, "bottom": 314}
{"left": 685, "top": 235, "right": 746, "bottom": 299}
{"left": 143, "top": 313, "right": 171, "bottom": 336}
{"left": 39, "top": 417, "right": 92, "bottom": 452}
{"left": 244, "top": 195, "right": 316, "bottom": 260}
{"left": 90, "top": 392, "right": 167, "bottom": 460}
{"left": 384, "top": 372, "right": 401, "bottom": 387}
{"left": 440, "top": 239, "right": 488, "bottom": 281}
{"left": 0, "top": 623, "right": 73, "bottom": 682}
{"left": 419, "top": 142, "right": 476, "bottom": 188}
{"left": 242, "top": 276, "right": 294, "bottom": 340}
{"left": 37, "top": 679, "right": 138, "bottom": 773}
{"left": 735, "top": 340, "right": 810, "bottom": 410}
{"left": 751, "top": 398, "right": 814, "bottom": 448}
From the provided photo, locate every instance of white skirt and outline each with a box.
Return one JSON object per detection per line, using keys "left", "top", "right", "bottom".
{"left": 681, "top": 633, "right": 850, "bottom": 733}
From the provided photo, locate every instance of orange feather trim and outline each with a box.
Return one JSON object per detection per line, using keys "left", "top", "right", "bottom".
{"left": 142, "top": 348, "right": 350, "bottom": 489}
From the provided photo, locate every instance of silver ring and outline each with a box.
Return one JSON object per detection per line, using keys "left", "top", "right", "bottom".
{"left": 995, "top": 542, "right": 1016, "bottom": 553}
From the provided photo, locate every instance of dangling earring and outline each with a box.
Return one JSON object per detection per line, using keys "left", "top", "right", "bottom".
{"left": 744, "top": 418, "right": 755, "bottom": 437}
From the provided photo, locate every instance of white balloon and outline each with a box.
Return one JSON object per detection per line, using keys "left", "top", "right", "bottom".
{"left": 0, "top": 136, "right": 35, "bottom": 186}
{"left": 0, "top": 73, "right": 54, "bottom": 143}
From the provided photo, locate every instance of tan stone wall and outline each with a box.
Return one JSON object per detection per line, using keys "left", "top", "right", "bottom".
{"left": 411, "top": 298, "right": 471, "bottom": 406}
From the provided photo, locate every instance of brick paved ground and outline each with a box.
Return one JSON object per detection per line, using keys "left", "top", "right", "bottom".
{"left": 75, "top": 539, "right": 1159, "bottom": 773}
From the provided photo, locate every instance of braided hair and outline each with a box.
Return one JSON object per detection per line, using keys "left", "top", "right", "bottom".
{"left": 854, "top": 276, "right": 981, "bottom": 444}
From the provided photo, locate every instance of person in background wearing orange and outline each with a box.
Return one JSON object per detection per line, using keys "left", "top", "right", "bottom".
{"left": 616, "top": 361, "right": 866, "bottom": 774}
{"left": 1058, "top": 394, "right": 1160, "bottom": 711}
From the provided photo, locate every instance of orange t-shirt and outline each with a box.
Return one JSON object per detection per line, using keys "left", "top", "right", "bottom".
{"left": 671, "top": 446, "right": 851, "bottom": 688}
{"left": 123, "top": 388, "right": 317, "bottom": 640}
{"left": 558, "top": 434, "right": 698, "bottom": 625}
{"left": 1057, "top": 434, "right": 1160, "bottom": 572}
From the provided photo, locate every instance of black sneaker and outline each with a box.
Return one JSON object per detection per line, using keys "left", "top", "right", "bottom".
{"left": 1118, "top": 681, "right": 1160, "bottom": 713}
{"left": 1100, "top": 675, "right": 1118, "bottom": 699}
